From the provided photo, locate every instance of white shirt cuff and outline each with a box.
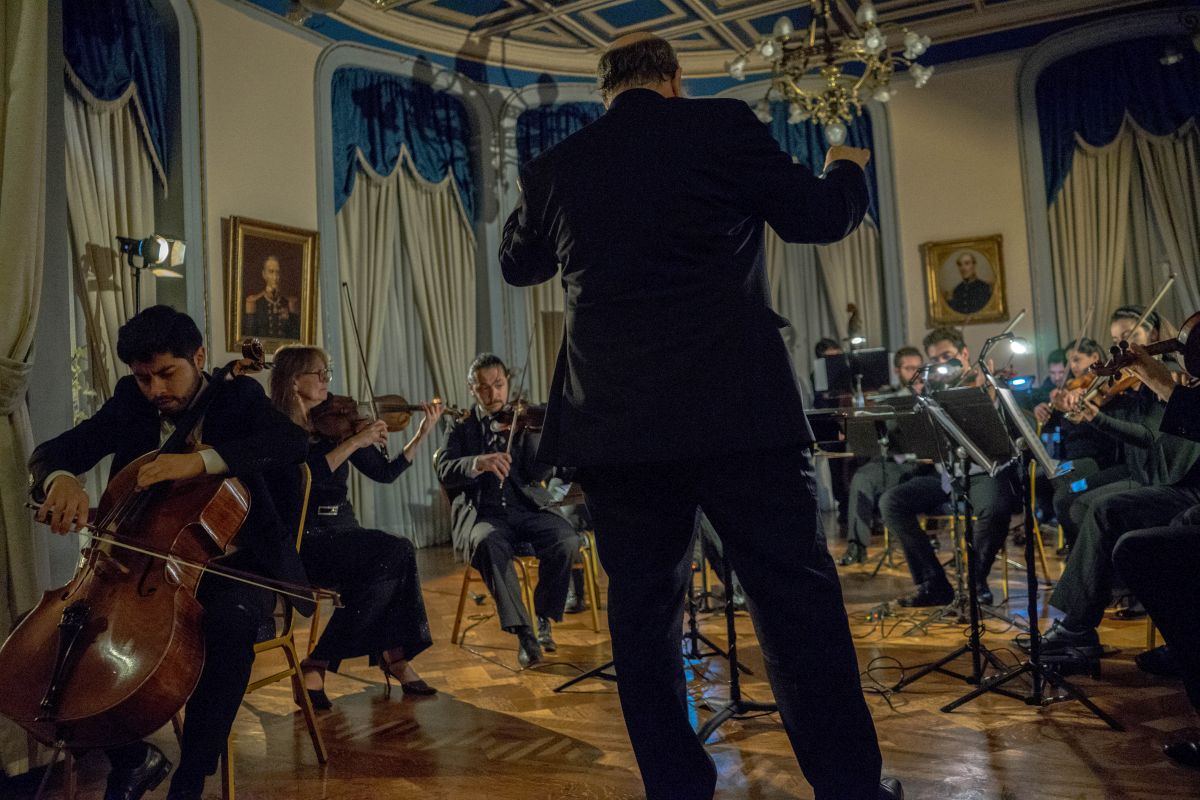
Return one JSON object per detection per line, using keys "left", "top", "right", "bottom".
{"left": 43, "top": 470, "right": 79, "bottom": 493}
{"left": 200, "top": 448, "right": 230, "bottom": 475}
{"left": 466, "top": 457, "right": 483, "bottom": 479}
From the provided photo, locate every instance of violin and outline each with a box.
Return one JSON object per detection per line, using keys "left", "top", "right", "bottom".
{"left": 489, "top": 401, "right": 548, "bottom": 433}
{"left": 0, "top": 339, "right": 337, "bottom": 751}
{"left": 310, "top": 394, "right": 465, "bottom": 442}
{"left": 1091, "top": 310, "right": 1200, "bottom": 380}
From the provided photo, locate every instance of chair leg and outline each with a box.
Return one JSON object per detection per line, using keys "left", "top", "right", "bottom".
{"left": 1147, "top": 618, "right": 1158, "bottom": 650}
{"left": 307, "top": 600, "right": 323, "bottom": 656}
{"left": 513, "top": 558, "right": 538, "bottom": 626}
{"left": 282, "top": 640, "right": 328, "bottom": 763}
{"left": 64, "top": 750, "right": 77, "bottom": 800}
{"left": 1033, "top": 523, "right": 1054, "bottom": 583}
{"left": 579, "top": 545, "right": 601, "bottom": 632}
{"left": 451, "top": 565, "right": 475, "bottom": 645}
{"left": 1001, "top": 546, "right": 1009, "bottom": 603}
{"left": 222, "top": 736, "right": 235, "bottom": 800}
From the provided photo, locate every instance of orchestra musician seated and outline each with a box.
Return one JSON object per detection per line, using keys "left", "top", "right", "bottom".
{"left": 877, "top": 327, "right": 1020, "bottom": 607}
{"left": 838, "top": 346, "right": 931, "bottom": 565}
{"left": 269, "top": 345, "right": 442, "bottom": 708}
{"left": 436, "top": 354, "right": 580, "bottom": 667}
{"left": 27, "top": 305, "right": 310, "bottom": 800}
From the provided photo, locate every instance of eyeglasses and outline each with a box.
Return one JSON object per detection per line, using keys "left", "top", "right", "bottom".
{"left": 301, "top": 368, "right": 333, "bottom": 383}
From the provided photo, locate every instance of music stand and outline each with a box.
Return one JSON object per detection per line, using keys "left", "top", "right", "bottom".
{"left": 893, "top": 388, "right": 1026, "bottom": 698}
{"left": 941, "top": 383, "right": 1122, "bottom": 729}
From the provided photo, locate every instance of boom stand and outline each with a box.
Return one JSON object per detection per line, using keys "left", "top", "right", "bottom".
{"left": 939, "top": 386, "right": 1123, "bottom": 729}
{"left": 696, "top": 555, "right": 776, "bottom": 743}
{"left": 894, "top": 391, "right": 1024, "bottom": 696}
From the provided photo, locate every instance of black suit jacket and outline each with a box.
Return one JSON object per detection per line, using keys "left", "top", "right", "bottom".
{"left": 499, "top": 88, "right": 869, "bottom": 466}
{"left": 29, "top": 374, "right": 313, "bottom": 613}
{"left": 436, "top": 409, "right": 562, "bottom": 559}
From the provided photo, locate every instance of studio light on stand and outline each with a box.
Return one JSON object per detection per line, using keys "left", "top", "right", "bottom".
{"left": 977, "top": 332, "right": 1031, "bottom": 382}
{"left": 116, "top": 234, "right": 185, "bottom": 312}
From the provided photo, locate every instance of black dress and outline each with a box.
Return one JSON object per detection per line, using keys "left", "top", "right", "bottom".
{"left": 304, "top": 437, "right": 432, "bottom": 671}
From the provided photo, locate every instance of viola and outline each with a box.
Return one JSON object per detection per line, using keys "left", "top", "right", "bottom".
{"left": 0, "top": 339, "right": 335, "bottom": 750}
{"left": 310, "top": 394, "right": 465, "bottom": 441}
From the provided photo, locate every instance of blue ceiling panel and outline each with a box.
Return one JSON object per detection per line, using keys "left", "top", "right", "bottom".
{"left": 431, "top": 0, "right": 512, "bottom": 14}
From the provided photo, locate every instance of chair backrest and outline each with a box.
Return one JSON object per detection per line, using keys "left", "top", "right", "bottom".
{"left": 265, "top": 463, "right": 312, "bottom": 643}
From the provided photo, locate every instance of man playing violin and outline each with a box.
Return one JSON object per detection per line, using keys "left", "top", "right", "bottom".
{"left": 435, "top": 353, "right": 579, "bottom": 668}
{"left": 27, "top": 305, "right": 310, "bottom": 800}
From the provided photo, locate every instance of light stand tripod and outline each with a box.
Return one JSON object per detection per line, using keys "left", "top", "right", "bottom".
{"left": 696, "top": 554, "right": 776, "bottom": 743}
{"left": 894, "top": 389, "right": 1026, "bottom": 697}
{"left": 940, "top": 388, "right": 1123, "bottom": 730}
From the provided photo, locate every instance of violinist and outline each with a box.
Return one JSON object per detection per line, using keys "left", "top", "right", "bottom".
{"left": 270, "top": 345, "right": 442, "bottom": 708}
{"left": 27, "top": 306, "right": 309, "bottom": 800}
{"left": 1032, "top": 308, "right": 1200, "bottom": 669}
{"left": 435, "top": 353, "right": 579, "bottom": 668}
{"left": 878, "top": 327, "right": 1020, "bottom": 607}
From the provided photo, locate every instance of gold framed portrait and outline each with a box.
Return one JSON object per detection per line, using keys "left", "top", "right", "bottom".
{"left": 224, "top": 216, "right": 318, "bottom": 351}
{"left": 922, "top": 234, "right": 1007, "bottom": 326}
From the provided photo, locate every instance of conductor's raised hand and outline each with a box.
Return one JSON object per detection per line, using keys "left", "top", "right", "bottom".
{"left": 37, "top": 474, "right": 90, "bottom": 534}
{"left": 475, "top": 452, "right": 512, "bottom": 481}
{"left": 825, "top": 145, "right": 871, "bottom": 171}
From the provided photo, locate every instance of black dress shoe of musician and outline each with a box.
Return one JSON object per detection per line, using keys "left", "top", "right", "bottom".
{"left": 1136, "top": 644, "right": 1181, "bottom": 677}
{"left": 838, "top": 542, "right": 868, "bottom": 566}
{"left": 879, "top": 777, "right": 904, "bottom": 799}
{"left": 516, "top": 628, "right": 544, "bottom": 668}
{"left": 1023, "top": 619, "right": 1103, "bottom": 658}
{"left": 104, "top": 743, "right": 171, "bottom": 800}
{"left": 976, "top": 586, "right": 995, "bottom": 607}
{"left": 1164, "top": 738, "right": 1200, "bottom": 768}
{"left": 897, "top": 582, "right": 954, "bottom": 608}
{"left": 537, "top": 616, "right": 558, "bottom": 653}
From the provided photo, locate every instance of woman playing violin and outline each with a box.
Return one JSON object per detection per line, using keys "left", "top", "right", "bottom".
{"left": 271, "top": 345, "right": 443, "bottom": 707}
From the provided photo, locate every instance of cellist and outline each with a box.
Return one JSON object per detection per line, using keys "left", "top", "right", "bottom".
{"left": 27, "top": 305, "right": 310, "bottom": 800}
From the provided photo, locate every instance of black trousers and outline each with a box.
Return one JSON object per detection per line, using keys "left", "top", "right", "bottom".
{"left": 846, "top": 459, "right": 925, "bottom": 548}
{"left": 1051, "top": 463, "right": 1128, "bottom": 547}
{"left": 1051, "top": 484, "right": 1200, "bottom": 630}
{"left": 878, "top": 469, "right": 1019, "bottom": 592}
{"left": 1114, "top": 518, "right": 1200, "bottom": 708}
{"left": 302, "top": 522, "right": 432, "bottom": 670}
{"left": 468, "top": 506, "right": 577, "bottom": 631}
{"left": 107, "top": 574, "right": 274, "bottom": 789}
{"left": 578, "top": 445, "right": 882, "bottom": 800}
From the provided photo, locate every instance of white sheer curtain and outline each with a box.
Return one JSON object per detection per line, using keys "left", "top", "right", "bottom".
{"left": 64, "top": 80, "right": 158, "bottom": 400}
{"left": 523, "top": 279, "right": 564, "bottom": 401}
{"left": 764, "top": 229, "right": 837, "bottom": 403}
{"left": 1133, "top": 121, "right": 1200, "bottom": 314}
{"left": 335, "top": 149, "right": 469, "bottom": 546}
{"left": 0, "top": 0, "right": 47, "bottom": 776}
{"left": 1048, "top": 132, "right": 1133, "bottom": 343}
{"left": 816, "top": 222, "right": 882, "bottom": 345}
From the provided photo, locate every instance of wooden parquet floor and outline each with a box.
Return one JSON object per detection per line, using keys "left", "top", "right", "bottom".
{"left": 11, "top": 533, "right": 1200, "bottom": 800}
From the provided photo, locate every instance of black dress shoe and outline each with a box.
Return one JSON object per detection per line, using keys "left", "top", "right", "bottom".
{"left": 400, "top": 679, "right": 438, "bottom": 696}
{"left": 104, "top": 743, "right": 171, "bottom": 800}
{"left": 1164, "top": 738, "right": 1200, "bottom": 768}
{"left": 879, "top": 777, "right": 904, "bottom": 799}
{"left": 1018, "top": 619, "right": 1103, "bottom": 658}
{"left": 537, "top": 616, "right": 557, "bottom": 653}
{"left": 1136, "top": 644, "right": 1181, "bottom": 677}
{"left": 897, "top": 584, "right": 953, "bottom": 608}
{"left": 1113, "top": 599, "right": 1147, "bottom": 620}
{"left": 517, "top": 629, "right": 544, "bottom": 668}
{"left": 976, "top": 586, "right": 994, "bottom": 606}
{"left": 838, "top": 542, "right": 868, "bottom": 566}
{"left": 306, "top": 687, "right": 333, "bottom": 710}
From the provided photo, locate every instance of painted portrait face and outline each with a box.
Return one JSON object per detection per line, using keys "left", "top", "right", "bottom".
{"left": 263, "top": 256, "right": 282, "bottom": 291}
{"left": 956, "top": 252, "right": 978, "bottom": 281}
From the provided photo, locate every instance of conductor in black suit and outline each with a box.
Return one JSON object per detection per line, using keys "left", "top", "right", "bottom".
{"left": 499, "top": 33, "right": 899, "bottom": 800}
{"left": 29, "top": 305, "right": 310, "bottom": 800}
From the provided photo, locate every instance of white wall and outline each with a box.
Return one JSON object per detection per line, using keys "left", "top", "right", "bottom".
{"left": 195, "top": 0, "right": 323, "bottom": 365}
{"left": 888, "top": 52, "right": 1039, "bottom": 372}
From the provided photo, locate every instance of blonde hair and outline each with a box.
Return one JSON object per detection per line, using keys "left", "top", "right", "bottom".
{"left": 270, "top": 344, "right": 328, "bottom": 428}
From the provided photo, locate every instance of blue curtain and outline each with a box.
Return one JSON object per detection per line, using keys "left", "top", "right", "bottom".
{"left": 332, "top": 67, "right": 476, "bottom": 220}
{"left": 63, "top": 0, "right": 170, "bottom": 173}
{"left": 516, "top": 102, "right": 604, "bottom": 169}
{"left": 1037, "top": 36, "right": 1200, "bottom": 203}
{"left": 768, "top": 105, "right": 880, "bottom": 226}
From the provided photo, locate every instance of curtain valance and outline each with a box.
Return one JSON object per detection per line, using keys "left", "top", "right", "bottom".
{"left": 62, "top": 0, "right": 168, "bottom": 182}
{"left": 332, "top": 67, "right": 476, "bottom": 220}
{"left": 516, "top": 102, "right": 604, "bottom": 169}
{"left": 1037, "top": 36, "right": 1200, "bottom": 203}
{"left": 768, "top": 104, "right": 879, "bottom": 226}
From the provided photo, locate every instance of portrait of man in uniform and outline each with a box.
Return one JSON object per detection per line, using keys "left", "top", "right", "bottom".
{"left": 923, "top": 234, "right": 1007, "bottom": 326}
{"left": 244, "top": 254, "right": 300, "bottom": 340}
{"left": 943, "top": 250, "right": 994, "bottom": 315}
{"left": 225, "top": 216, "right": 318, "bottom": 349}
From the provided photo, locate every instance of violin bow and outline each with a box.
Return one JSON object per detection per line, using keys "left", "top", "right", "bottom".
{"left": 341, "top": 281, "right": 388, "bottom": 458}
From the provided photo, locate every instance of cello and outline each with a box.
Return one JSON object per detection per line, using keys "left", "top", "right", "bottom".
{"left": 0, "top": 340, "right": 336, "bottom": 752}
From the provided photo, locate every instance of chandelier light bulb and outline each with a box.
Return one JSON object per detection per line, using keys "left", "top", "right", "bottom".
{"left": 773, "top": 16, "right": 794, "bottom": 39}
{"left": 910, "top": 63, "right": 934, "bottom": 88}
{"left": 760, "top": 39, "right": 777, "bottom": 59}
{"left": 728, "top": 55, "right": 747, "bottom": 81}
{"left": 903, "top": 30, "right": 930, "bottom": 59}
{"left": 873, "top": 86, "right": 893, "bottom": 103}
{"left": 755, "top": 100, "right": 774, "bottom": 124}
{"left": 864, "top": 26, "right": 886, "bottom": 56}
{"left": 855, "top": 1, "right": 877, "bottom": 26}
{"left": 825, "top": 121, "right": 848, "bottom": 145}
{"left": 788, "top": 102, "right": 807, "bottom": 125}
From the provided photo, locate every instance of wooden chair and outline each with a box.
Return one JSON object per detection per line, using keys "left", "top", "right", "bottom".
{"left": 221, "top": 463, "right": 327, "bottom": 800}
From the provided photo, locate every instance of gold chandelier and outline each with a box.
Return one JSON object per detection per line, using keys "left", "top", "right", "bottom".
{"left": 727, "top": 0, "right": 934, "bottom": 144}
